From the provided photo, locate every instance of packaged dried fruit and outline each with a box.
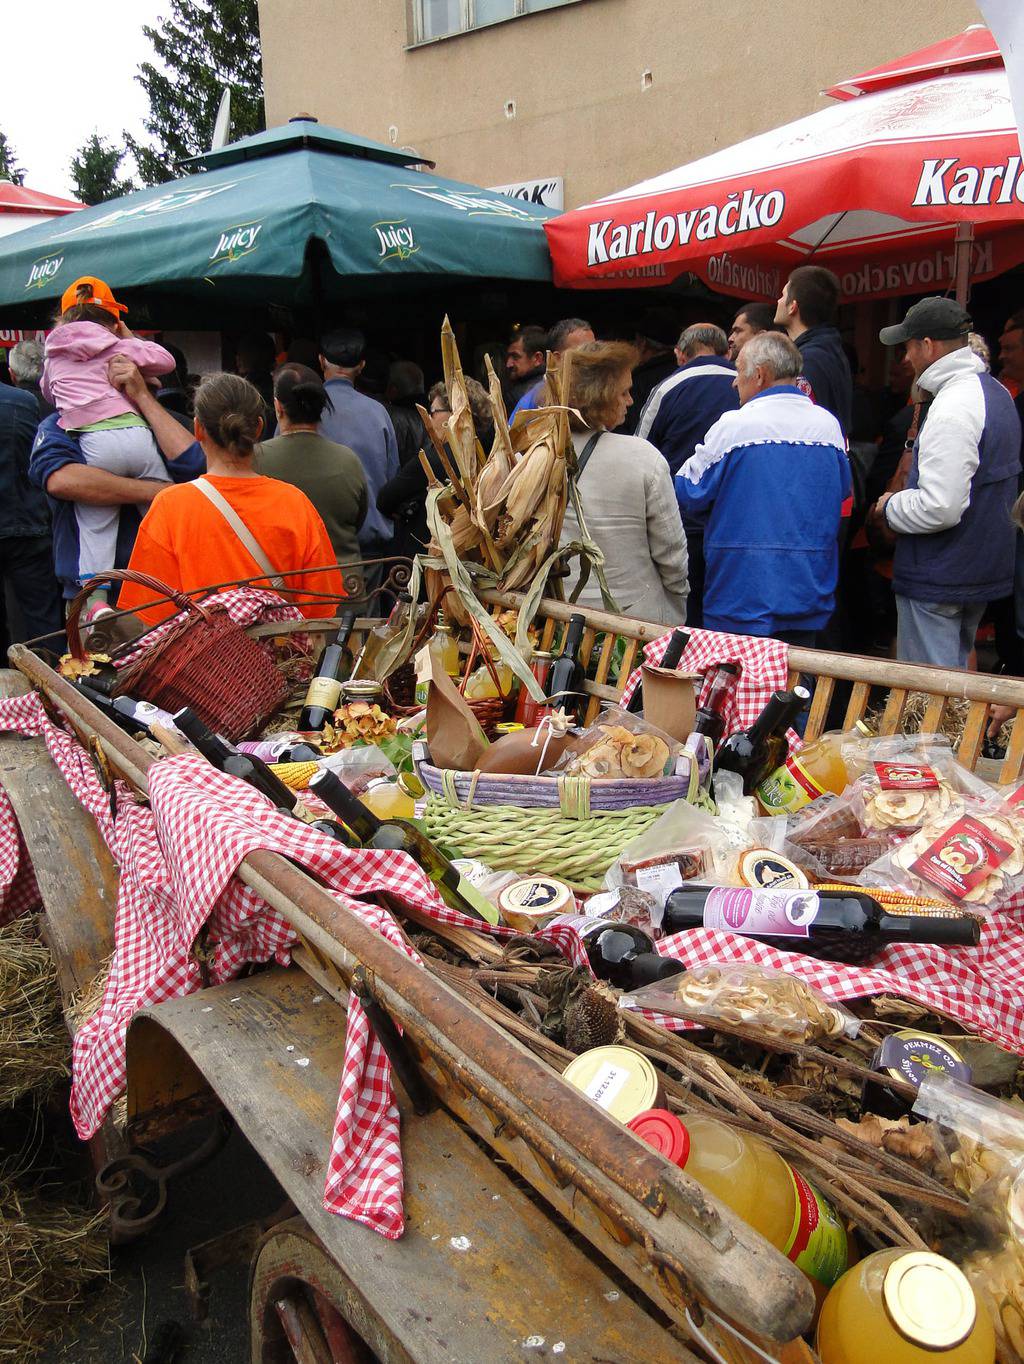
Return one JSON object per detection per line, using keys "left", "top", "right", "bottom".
{"left": 915, "top": 1076, "right": 1024, "bottom": 1246}
{"left": 864, "top": 797, "right": 1024, "bottom": 914}
{"left": 623, "top": 961, "right": 859, "bottom": 1043}
{"left": 550, "top": 706, "right": 680, "bottom": 780}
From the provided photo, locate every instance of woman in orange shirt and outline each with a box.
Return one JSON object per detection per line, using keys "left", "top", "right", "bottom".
{"left": 118, "top": 373, "right": 343, "bottom": 625}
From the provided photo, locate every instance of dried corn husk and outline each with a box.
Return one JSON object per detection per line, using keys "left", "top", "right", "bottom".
{"left": 441, "top": 315, "right": 480, "bottom": 489}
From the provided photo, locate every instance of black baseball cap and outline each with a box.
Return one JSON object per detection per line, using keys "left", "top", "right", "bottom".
{"left": 879, "top": 297, "right": 972, "bottom": 346}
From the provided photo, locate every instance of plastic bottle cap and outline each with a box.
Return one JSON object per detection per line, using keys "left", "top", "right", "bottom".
{"left": 627, "top": 1109, "right": 690, "bottom": 1168}
{"left": 881, "top": 1252, "right": 976, "bottom": 1348}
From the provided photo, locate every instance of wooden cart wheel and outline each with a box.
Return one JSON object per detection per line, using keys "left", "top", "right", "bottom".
{"left": 249, "top": 1218, "right": 380, "bottom": 1364}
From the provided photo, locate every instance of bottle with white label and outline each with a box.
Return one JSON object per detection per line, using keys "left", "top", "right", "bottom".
{"left": 661, "top": 886, "right": 979, "bottom": 962}
{"left": 548, "top": 914, "right": 685, "bottom": 988}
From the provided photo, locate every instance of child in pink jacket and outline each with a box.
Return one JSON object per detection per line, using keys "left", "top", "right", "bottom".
{"left": 43, "top": 284, "right": 176, "bottom": 583}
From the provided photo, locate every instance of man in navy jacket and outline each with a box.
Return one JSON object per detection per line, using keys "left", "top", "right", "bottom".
{"left": 30, "top": 356, "right": 204, "bottom": 599}
{"left": 871, "top": 298, "right": 1021, "bottom": 669}
{"left": 775, "top": 266, "right": 853, "bottom": 439}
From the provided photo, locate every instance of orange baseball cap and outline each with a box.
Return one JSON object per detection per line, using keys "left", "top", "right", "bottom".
{"left": 60, "top": 276, "right": 128, "bottom": 318}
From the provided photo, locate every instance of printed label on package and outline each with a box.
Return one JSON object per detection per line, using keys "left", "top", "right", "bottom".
{"left": 909, "top": 815, "right": 1013, "bottom": 901}
{"left": 874, "top": 761, "right": 940, "bottom": 791}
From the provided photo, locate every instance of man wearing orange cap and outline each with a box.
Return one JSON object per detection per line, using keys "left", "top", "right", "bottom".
{"left": 40, "top": 278, "right": 181, "bottom": 595}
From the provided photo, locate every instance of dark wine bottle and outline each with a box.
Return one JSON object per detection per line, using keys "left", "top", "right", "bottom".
{"left": 662, "top": 885, "right": 980, "bottom": 963}
{"left": 545, "top": 613, "right": 586, "bottom": 720}
{"left": 625, "top": 628, "right": 690, "bottom": 716}
{"left": 691, "top": 661, "right": 740, "bottom": 744}
{"left": 308, "top": 768, "right": 499, "bottom": 924}
{"left": 172, "top": 709, "right": 349, "bottom": 841}
{"left": 74, "top": 683, "right": 178, "bottom": 737}
{"left": 715, "top": 685, "right": 810, "bottom": 794}
{"left": 299, "top": 609, "right": 358, "bottom": 731}
{"left": 549, "top": 914, "right": 685, "bottom": 988}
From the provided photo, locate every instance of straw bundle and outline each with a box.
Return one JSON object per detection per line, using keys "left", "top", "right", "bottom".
{"left": 0, "top": 1163, "right": 109, "bottom": 1358}
{"left": 0, "top": 922, "right": 68, "bottom": 1108}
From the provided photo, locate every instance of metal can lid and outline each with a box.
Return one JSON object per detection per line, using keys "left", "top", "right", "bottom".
{"left": 882, "top": 1252, "right": 977, "bottom": 1348}
{"left": 737, "top": 848, "right": 809, "bottom": 891}
{"left": 498, "top": 876, "right": 574, "bottom": 915}
{"left": 627, "top": 1108, "right": 690, "bottom": 1168}
{"left": 562, "top": 1046, "right": 661, "bottom": 1124}
{"left": 872, "top": 1030, "right": 971, "bottom": 1091}
{"left": 342, "top": 680, "right": 384, "bottom": 698}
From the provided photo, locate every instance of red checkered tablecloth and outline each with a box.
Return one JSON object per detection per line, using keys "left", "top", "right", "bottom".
{"left": 620, "top": 626, "right": 791, "bottom": 736}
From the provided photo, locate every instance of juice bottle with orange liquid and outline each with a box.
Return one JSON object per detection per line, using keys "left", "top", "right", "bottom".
{"left": 756, "top": 721, "right": 871, "bottom": 815}
{"left": 816, "top": 1249, "right": 995, "bottom": 1364}
{"left": 628, "top": 1109, "right": 848, "bottom": 1292}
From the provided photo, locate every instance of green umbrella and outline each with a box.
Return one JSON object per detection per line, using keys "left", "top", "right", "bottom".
{"left": 0, "top": 119, "right": 554, "bottom": 328}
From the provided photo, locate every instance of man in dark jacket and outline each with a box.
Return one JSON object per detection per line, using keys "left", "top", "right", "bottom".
{"left": 0, "top": 383, "right": 64, "bottom": 649}
{"left": 775, "top": 266, "right": 852, "bottom": 438}
{"left": 504, "top": 324, "right": 547, "bottom": 407}
{"left": 619, "top": 306, "right": 679, "bottom": 435}
{"left": 871, "top": 298, "right": 1021, "bottom": 669}
{"left": 30, "top": 357, "right": 205, "bottom": 600}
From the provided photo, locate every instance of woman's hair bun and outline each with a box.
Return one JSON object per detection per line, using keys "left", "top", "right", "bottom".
{"left": 194, "top": 372, "right": 265, "bottom": 455}
{"left": 274, "top": 362, "right": 329, "bottom": 424}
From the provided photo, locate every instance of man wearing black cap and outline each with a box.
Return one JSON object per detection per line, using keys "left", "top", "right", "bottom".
{"left": 618, "top": 307, "right": 679, "bottom": 435}
{"left": 870, "top": 297, "right": 1021, "bottom": 669}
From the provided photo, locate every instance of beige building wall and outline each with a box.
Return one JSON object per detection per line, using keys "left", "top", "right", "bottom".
{"left": 259, "top": 0, "right": 983, "bottom": 209}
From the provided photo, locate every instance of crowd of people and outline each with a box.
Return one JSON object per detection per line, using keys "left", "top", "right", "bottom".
{"left": 0, "top": 267, "right": 1022, "bottom": 712}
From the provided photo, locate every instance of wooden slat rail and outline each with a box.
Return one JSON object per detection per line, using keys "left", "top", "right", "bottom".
{"left": 479, "top": 590, "right": 1024, "bottom": 782}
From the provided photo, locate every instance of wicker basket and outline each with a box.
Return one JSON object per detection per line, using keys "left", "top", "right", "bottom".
{"left": 417, "top": 761, "right": 703, "bottom": 891}
{"left": 67, "top": 570, "right": 288, "bottom": 742}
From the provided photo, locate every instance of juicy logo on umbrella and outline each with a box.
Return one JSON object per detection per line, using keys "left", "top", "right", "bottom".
{"left": 25, "top": 254, "right": 64, "bottom": 292}
{"left": 209, "top": 220, "right": 263, "bottom": 266}
{"left": 373, "top": 220, "right": 418, "bottom": 261}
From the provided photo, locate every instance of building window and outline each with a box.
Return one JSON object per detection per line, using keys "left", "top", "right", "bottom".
{"left": 413, "top": 0, "right": 583, "bottom": 44}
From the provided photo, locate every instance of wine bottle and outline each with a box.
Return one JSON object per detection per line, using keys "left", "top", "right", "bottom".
{"left": 625, "top": 628, "right": 690, "bottom": 716}
{"left": 174, "top": 708, "right": 301, "bottom": 811}
{"left": 545, "top": 613, "right": 586, "bottom": 720}
{"left": 548, "top": 914, "right": 685, "bottom": 988}
{"left": 662, "top": 885, "right": 980, "bottom": 963}
{"left": 74, "top": 683, "right": 179, "bottom": 737}
{"left": 299, "top": 609, "right": 358, "bottom": 731}
{"left": 308, "top": 768, "right": 499, "bottom": 924}
{"left": 715, "top": 685, "right": 810, "bottom": 794}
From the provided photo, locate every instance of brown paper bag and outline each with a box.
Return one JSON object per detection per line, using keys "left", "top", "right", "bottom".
{"left": 425, "top": 651, "right": 490, "bottom": 770}
{"left": 640, "top": 664, "right": 698, "bottom": 743}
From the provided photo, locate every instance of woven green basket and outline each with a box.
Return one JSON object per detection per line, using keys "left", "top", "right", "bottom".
{"left": 420, "top": 798, "right": 668, "bottom": 892}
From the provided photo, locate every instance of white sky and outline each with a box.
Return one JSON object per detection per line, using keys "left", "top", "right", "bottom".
{"left": 2, "top": 0, "right": 169, "bottom": 198}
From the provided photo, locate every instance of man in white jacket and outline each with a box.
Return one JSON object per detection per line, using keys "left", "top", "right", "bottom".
{"left": 871, "top": 298, "right": 1021, "bottom": 669}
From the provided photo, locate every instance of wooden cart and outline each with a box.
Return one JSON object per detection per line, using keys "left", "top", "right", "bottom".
{"left": 6, "top": 594, "right": 1024, "bottom": 1363}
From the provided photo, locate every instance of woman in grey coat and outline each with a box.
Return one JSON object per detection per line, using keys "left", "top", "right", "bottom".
{"left": 559, "top": 340, "right": 688, "bottom": 625}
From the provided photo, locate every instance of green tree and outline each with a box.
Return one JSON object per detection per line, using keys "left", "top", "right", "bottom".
{"left": 125, "top": 0, "right": 264, "bottom": 186}
{"left": 70, "top": 134, "right": 135, "bottom": 205}
{"left": 0, "top": 132, "right": 26, "bottom": 186}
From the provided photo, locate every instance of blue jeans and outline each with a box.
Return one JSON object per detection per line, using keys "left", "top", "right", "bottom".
{"left": 896, "top": 596, "right": 986, "bottom": 670}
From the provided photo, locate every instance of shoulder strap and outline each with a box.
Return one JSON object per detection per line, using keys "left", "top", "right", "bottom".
{"left": 192, "top": 477, "right": 285, "bottom": 590}
{"left": 575, "top": 431, "right": 603, "bottom": 480}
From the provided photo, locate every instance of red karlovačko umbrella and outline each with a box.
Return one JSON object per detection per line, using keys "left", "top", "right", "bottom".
{"left": 544, "top": 33, "right": 1024, "bottom": 302}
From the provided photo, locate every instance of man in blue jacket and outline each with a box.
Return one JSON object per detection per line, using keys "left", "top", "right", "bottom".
{"left": 30, "top": 356, "right": 204, "bottom": 600}
{"left": 676, "top": 332, "right": 850, "bottom": 645}
{"left": 775, "top": 266, "right": 853, "bottom": 439}
{"left": 871, "top": 297, "right": 1021, "bottom": 669}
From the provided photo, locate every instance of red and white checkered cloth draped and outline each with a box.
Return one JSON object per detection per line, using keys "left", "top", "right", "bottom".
{"left": 620, "top": 627, "right": 791, "bottom": 737}
{"left": 111, "top": 586, "right": 312, "bottom": 670}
